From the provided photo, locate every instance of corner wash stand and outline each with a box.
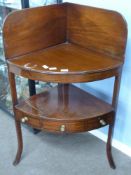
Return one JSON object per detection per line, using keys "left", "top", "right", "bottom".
{"left": 3, "top": 3, "right": 127, "bottom": 168}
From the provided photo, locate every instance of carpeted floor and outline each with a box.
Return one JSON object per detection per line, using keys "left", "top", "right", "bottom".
{"left": 0, "top": 109, "right": 131, "bottom": 175}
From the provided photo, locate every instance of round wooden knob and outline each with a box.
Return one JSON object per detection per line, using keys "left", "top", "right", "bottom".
{"left": 21, "top": 117, "right": 28, "bottom": 123}
{"left": 60, "top": 125, "right": 65, "bottom": 132}
{"left": 99, "top": 119, "right": 106, "bottom": 126}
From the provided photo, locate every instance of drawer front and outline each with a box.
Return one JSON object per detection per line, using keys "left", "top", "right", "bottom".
{"left": 42, "top": 120, "right": 85, "bottom": 133}
{"left": 26, "top": 117, "right": 41, "bottom": 128}
{"left": 86, "top": 115, "right": 114, "bottom": 131}
{"left": 42, "top": 114, "right": 114, "bottom": 133}
{"left": 15, "top": 110, "right": 114, "bottom": 133}
{"left": 16, "top": 114, "right": 42, "bottom": 129}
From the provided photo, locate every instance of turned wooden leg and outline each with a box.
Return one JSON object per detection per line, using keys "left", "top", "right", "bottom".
{"left": 106, "top": 123, "right": 116, "bottom": 169}
{"left": 13, "top": 119, "right": 23, "bottom": 166}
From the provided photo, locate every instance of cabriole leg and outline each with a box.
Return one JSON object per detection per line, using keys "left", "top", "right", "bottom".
{"left": 13, "top": 119, "right": 23, "bottom": 166}
{"left": 106, "top": 71, "right": 122, "bottom": 169}
{"left": 8, "top": 72, "right": 23, "bottom": 165}
{"left": 107, "top": 123, "right": 116, "bottom": 169}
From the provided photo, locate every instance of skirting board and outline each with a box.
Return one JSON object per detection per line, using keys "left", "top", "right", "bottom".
{"left": 89, "top": 130, "right": 131, "bottom": 157}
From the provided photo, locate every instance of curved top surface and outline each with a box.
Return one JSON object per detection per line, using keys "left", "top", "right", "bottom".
{"left": 8, "top": 43, "right": 122, "bottom": 75}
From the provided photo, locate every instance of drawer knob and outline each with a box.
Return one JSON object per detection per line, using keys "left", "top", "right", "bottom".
{"left": 99, "top": 119, "right": 106, "bottom": 126}
{"left": 21, "top": 117, "right": 28, "bottom": 123}
{"left": 60, "top": 125, "right": 65, "bottom": 132}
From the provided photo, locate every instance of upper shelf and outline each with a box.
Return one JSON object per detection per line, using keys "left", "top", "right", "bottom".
{"left": 7, "top": 43, "right": 123, "bottom": 83}
{"left": 3, "top": 3, "right": 127, "bottom": 83}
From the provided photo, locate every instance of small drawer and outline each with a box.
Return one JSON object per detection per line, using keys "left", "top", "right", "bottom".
{"left": 42, "top": 120, "right": 87, "bottom": 133}
{"left": 17, "top": 115, "right": 42, "bottom": 129}
{"left": 26, "top": 117, "right": 41, "bottom": 128}
{"left": 15, "top": 110, "right": 114, "bottom": 133}
{"left": 42, "top": 114, "right": 114, "bottom": 133}
{"left": 86, "top": 115, "right": 114, "bottom": 131}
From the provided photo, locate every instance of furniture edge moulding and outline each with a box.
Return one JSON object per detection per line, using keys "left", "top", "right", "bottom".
{"left": 7, "top": 62, "right": 123, "bottom": 83}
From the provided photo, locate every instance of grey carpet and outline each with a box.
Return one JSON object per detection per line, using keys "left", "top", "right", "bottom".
{"left": 0, "top": 109, "right": 131, "bottom": 175}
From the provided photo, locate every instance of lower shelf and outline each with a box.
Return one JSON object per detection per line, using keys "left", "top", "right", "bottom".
{"left": 15, "top": 84, "right": 115, "bottom": 133}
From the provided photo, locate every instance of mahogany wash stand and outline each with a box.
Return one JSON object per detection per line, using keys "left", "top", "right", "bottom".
{"left": 3, "top": 3, "right": 127, "bottom": 168}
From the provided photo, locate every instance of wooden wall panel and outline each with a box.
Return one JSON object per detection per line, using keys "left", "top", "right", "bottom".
{"left": 3, "top": 4, "right": 67, "bottom": 59}
{"left": 67, "top": 3, "right": 127, "bottom": 60}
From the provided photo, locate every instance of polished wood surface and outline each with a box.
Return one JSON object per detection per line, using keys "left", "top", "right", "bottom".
{"left": 4, "top": 2, "right": 127, "bottom": 83}
{"left": 3, "top": 3, "right": 127, "bottom": 61}
{"left": 8, "top": 60, "right": 121, "bottom": 83}
{"left": 15, "top": 84, "right": 114, "bottom": 119}
{"left": 8, "top": 43, "right": 122, "bottom": 74}
{"left": 67, "top": 3, "right": 127, "bottom": 60}
{"left": 3, "top": 3, "right": 66, "bottom": 59}
{"left": 8, "top": 43, "right": 122, "bottom": 83}
{"left": 3, "top": 2, "right": 127, "bottom": 168}
{"left": 15, "top": 84, "right": 114, "bottom": 133}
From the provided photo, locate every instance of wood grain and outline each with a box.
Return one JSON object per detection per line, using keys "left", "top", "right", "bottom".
{"left": 67, "top": 3, "right": 127, "bottom": 60}
{"left": 3, "top": 3, "right": 67, "bottom": 59}
{"left": 7, "top": 43, "right": 123, "bottom": 83}
{"left": 3, "top": 3, "right": 127, "bottom": 167}
{"left": 15, "top": 84, "right": 114, "bottom": 133}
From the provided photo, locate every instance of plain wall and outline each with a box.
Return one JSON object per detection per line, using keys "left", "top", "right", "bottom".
{"left": 64, "top": 0, "right": 131, "bottom": 148}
